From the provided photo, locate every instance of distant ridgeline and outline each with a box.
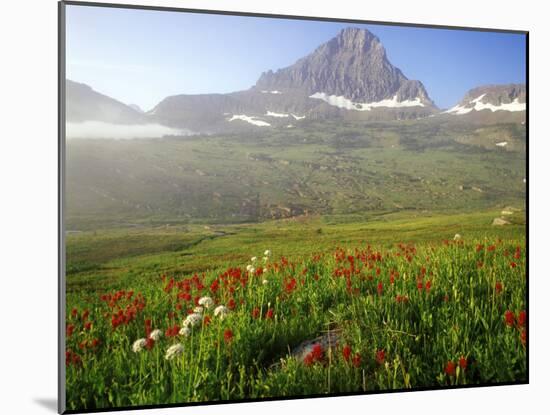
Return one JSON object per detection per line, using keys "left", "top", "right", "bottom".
{"left": 66, "top": 27, "right": 525, "bottom": 135}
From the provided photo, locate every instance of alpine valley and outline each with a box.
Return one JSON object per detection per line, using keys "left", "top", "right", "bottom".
{"left": 65, "top": 27, "right": 526, "bottom": 229}
{"left": 64, "top": 19, "right": 528, "bottom": 411}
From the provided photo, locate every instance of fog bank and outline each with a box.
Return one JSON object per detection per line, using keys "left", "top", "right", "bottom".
{"left": 66, "top": 121, "right": 189, "bottom": 139}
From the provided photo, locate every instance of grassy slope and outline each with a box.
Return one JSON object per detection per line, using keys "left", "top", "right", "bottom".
{"left": 66, "top": 119, "right": 526, "bottom": 230}
{"left": 67, "top": 210, "right": 525, "bottom": 294}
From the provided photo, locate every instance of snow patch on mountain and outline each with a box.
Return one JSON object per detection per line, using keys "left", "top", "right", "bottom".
{"left": 261, "top": 90, "right": 282, "bottom": 94}
{"left": 265, "top": 111, "right": 306, "bottom": 120}
{"left": 309, "top": 92, "right": 425, "bottom": 111}
{"left": 266, "top": 111, "right": 289, "bottom": 118}
{"left": 444, "top": 95, "right": 526, "bottom": 115}
{"left": 228, "top": 114, "right": 271, "bottom": 127}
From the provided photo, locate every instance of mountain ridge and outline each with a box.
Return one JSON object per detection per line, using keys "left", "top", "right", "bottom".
{"left": 66, "top": 28, "right": 526, "bottom": 134}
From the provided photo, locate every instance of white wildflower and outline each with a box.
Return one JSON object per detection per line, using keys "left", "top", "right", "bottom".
{"left": 246, "top": 264, "right": 254, "bottom": 272}
{"left": 183, "top": 313, "right": 202, "bottom": 328}
{"left": 248, "top": 267, "right": 256, "bottom": 274}
{"left": 193, "top": 306, "right": 204, "bottom": 314}
{"left": 263, "top": 256, "right": 269, "bottom": 262}
{"left": 198, "top": 296, "right": 213, "bottom": 309}
{"left": 132, "top": 338, "right": 147, "bottom": 353}
{"left": 165, "top": 343, "right": 184, "bottom": 360}
{"left": 214, "top": 305, "right": 229, "bottom": 319}
{"left": 149, "top": 329, "right": 162, "bottom": 341}
{"left": 453, "top": 234, "right": 462, "bottom": 241}
{"left": 251, "top": 256, "right": 257, "bottom": 262}
{"left": 179, "top": 327, "right": 191, "bottom": 337}
{"left": 264, "top": 250, "right": 271, "bottom": 257}
{"left": 262, "top": 279, "right": 269, "bottom": 285}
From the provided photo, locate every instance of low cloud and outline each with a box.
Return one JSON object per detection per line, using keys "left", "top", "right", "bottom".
{"left": 66, "top": 121, "right": 190, "bottom": 139}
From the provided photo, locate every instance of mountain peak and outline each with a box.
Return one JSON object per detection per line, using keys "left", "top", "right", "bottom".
{"left": 334, "top": 27, "right": 382, "bottom": 50}
{"left": 255, "top": 27, "right": 434, "bottom": 106}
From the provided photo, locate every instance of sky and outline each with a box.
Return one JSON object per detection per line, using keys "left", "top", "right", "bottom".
{"left": 65, "top": 4, "right": 526, "bottom": 111}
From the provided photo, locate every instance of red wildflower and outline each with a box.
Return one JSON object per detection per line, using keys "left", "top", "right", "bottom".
{"left": 303, "top": 354, "right": 314, "bottom": 366}
{"left": 459, "top": 356, "right": 467, "bottom": 370}
{"left": 342, "top": 345, "right": 352, "bottom": 362}
{"left": 425, "top": 280, "right": 432, "bottom": 293}
{"left": 390, "top": 275, "right": 395, "bottom": 285}
{"left": 178, "top": 292, "right": 192, "bottom": 302}
{"left": 504, "top": 310, "right": 516, "bottom": 327}
{"left": 495, "top": 281, "right": 503, "bottom": 294}
{"left": 203, "top": 315, "right": 211, "bottom": 326}
{"left": 518, "top": 310, "right": 526, "bottom": 327}
{"left": 84, "top": 322, "right": 92, "bottom": 331}
{"left": 165, "top": 324, "right": 180, "bottom": 337}
{"left": 476, "top": 244, "right": 484, "bottom": 252}
{"left": 252, "top": 307, "right": 260, "bottom": 319}
{"left": 445, "top": 361, "right": 456, "bottom": 376}
{"left": 145, "top": 319, "right": 152, "bottom": 337}
{"left": 352, "top": 353, "right": 361, "bottom": 368}
{"left": 91, "top": 339, "right": 100, "bottom": 348}
{"left": 224, "top": 329, "right": 233, "bottom": 343}
{"left": 82, "top": 309, "right": 90, "bottom": 321}
{"left": 65, "top": 350, "right": 82, "bottom": 367}
{"left": 71, "top": 352, "right": 82, "bottom": 366}
{"left": 311, "top": 343, "right": 323, "bottom": 361}
{"left": 417, "top": 281, "right": 423, "bottom": 291}
{"left": 377, "top": 281, "right": 384, "bottom": 295}
{"left": 265, "top": 308, "right": 274, "bottom": 319}
{"left": 375, "top": 349, "right": 385, "bottom": 365}
{"left": 145, "top": 338, "right": 155, "bottom": 350}
{"left": 228, "top": 298, "right": 236, "bottom": 310}
{"left": 520, "top": 329, "right": 527, "bottom": 345}
{"left": 510, "top": 262, "right": 517, "bottom": 268}
{"left": 285, "top": 278, "right": 297, "bottom": 294}
{"left": 71, "top": 308, "right": 78, "bottom": 318}
{"left": 66, "top": 324, "right": 75, "bottom": 337}
{"left": 210, "top": 279, "right": 220, "bottom": 293}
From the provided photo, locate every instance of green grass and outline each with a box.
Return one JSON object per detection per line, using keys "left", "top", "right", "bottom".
{"left": 65, "top": 120, "right": 526, "bottom": 230}
{"left": 65, "top": 211, "right": 527, "bottom": 410}
{"left": 64, "top": 118, "right": 527, "bottom": 410}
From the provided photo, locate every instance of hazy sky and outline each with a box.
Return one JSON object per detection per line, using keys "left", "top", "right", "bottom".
{"left": 66, "top": 4, "right": 526, "bottom": 111}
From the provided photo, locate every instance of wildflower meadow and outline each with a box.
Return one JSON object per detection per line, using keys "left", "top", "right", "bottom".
{"left": 65, "top": 212, "right": 527, "bottom": 410}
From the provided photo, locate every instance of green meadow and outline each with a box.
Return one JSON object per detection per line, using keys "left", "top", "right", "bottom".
{"left": 64, "top": 121, "right": 527, "bottom": 410}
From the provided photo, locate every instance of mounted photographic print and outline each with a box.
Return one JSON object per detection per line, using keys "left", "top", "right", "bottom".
{"left": 58, "top": 1, "right": 528, "bottom": 413}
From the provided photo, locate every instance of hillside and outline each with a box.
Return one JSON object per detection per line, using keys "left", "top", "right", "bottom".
{"left": 65, "top": 119, "right": 526, "bottom": 230}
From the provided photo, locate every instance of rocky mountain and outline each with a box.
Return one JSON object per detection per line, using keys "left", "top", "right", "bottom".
{"left": 255, "top": 27, "right": 433, "bottom": 105}
{"left": 66, "top": 29, "right": 526, "bottom": 135}
{"left": 66, "top": 80, "right": 147, "bottom": 124}
{"left": 443, "top": 84, "right": 526, "bottom": 116}
{"left": 148, "top": 27, "right": 437, "bottom": 133}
